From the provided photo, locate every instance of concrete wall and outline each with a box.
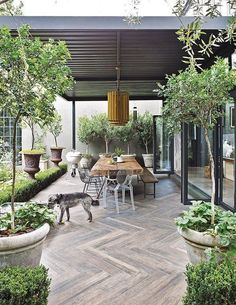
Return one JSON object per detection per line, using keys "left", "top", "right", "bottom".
{"left": 22, "top": 96, "right": 162, "bottom": 163}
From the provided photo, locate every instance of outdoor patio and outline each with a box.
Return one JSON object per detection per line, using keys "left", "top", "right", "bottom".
{"left": 33, "top": 174, "right": 187, "bottom": 305}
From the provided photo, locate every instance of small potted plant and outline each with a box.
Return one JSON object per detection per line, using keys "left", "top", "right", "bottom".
{"left": 46, "top": 113, "right": 64, "bottom": 166}
{"left": 114, "top": 147, "right": 125, "bottom": 163}
{"left": 80, "top": 153, "right": 93, "bottom": 169}
{"left": 21, "top": 117, "right": 44, "bottom": 179}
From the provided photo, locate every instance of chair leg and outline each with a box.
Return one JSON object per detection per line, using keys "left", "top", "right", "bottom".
{"left": 130, "top": 186, "right": 135, "bottom": 210}
{"left": 83, "top": 183, "right": 86, "bottom": 193}
{"left": 122, "top": 187, "right": 125, "bottom": 204}
{"left": 103, "top": 178, "right": 107, "bottom": 208}
{"left": 114, "top": 189, "right": 120, "bottom": 214}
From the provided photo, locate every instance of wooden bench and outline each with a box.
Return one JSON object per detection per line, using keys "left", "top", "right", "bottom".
{"left": 139, "top": 168, "right": 159, "bottom": 198}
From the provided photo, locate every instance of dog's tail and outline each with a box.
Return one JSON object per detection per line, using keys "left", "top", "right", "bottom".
{"left": 91, "top": 199, "right": 99, "bottom": 206}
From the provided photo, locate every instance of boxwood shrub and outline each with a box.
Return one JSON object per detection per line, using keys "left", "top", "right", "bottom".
{"left": 0, "top": 164, "right": 67, "bottom": 205}
{"left": 0, "top": 265, "right": 50, "bottom": 305}
{"left": 183, "top": 259, "right": 236, "bottom": 305}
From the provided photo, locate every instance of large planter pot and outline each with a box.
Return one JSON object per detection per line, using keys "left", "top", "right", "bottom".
{"left": 23, "top": 153, "right": 42, "bottom": 179}
{"left": 178, "top": 227, "right": 222, "bottom": 264}
{"left": 80, "top": 157, "right": 92, "bottom": 169}
{"left": 50, "top": 147, "right": 64, "bottom": 166}
{"left": 0, "top": 223, "right": 50, "bottom": 267}
{"left": 66, "top": 151, "right": 81, "bottom": 164}
{"left": 142, "top": 154, "right": 153, "bottom": 168}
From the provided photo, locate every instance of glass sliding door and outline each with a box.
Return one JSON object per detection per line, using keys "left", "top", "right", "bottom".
{"left": 153, "top": 115, "right": 174, "bottom": 174}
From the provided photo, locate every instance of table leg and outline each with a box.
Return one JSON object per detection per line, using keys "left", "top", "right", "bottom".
{"left": 102, "top": 177, "right": 107, "bottom": 208}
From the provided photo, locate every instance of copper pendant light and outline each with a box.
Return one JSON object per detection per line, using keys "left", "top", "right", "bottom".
{"left": 107, "top": 32, "right": 129, "bottom": 126}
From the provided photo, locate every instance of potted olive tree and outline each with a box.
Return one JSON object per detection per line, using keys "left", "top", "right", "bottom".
{"left": 0, "top": 25, "right": 72, "bottom": 266}
{"left": 21, "top": 116, "right": 45, "bottom": 178}
{"left": 116, "top": 119, "right": 136, "bottom": 159}
{"left": 46, "top": 112, "right": 64, "bottom": 166}
{"left": 93, "top": 113, "right": 115, "bottom": 157}
{"left": 77, "top": 115, "right": 96, "bottom": 168}
{"left": 135, "top": 112, "right": 153, "bottom": 167}
{"left": 158, "top": 58, "right": 236, "bottom": 263}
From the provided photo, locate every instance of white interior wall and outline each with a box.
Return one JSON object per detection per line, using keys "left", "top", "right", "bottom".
{"left": 22, "top": 96, "right": 162, "bottom": 163}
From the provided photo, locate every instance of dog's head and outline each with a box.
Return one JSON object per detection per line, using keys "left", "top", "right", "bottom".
{"left": 48, "top": 194, "right": 62, "bottom": 209}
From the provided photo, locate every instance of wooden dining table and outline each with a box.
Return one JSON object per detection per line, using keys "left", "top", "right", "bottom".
{"left": 90, "top": 158, "right": 143, "bottom": 206}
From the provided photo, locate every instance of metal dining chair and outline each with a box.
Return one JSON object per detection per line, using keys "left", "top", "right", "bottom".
{"left": 78, "top": 168, "right": 102, "bottom": 195}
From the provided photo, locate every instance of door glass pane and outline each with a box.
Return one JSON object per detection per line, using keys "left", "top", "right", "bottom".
{"left": 188, "top": 125, "right": 212, "bottom": 200}
{"left": 222, "top": 103, "right": 234, "bottom": 209}
{"left": 154, "top": 116, "right": 173, "bottom": 172}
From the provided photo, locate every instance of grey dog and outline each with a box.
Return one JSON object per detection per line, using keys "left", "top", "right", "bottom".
{"left": 48, "top": 193, "right": 94, "bottom": 224}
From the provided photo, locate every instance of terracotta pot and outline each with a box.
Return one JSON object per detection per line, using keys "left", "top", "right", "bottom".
{"left": 0, "top": 223, "right": 50, "bottom": 267}
{"left": 50, "top": 147, "right": 64, "bottom": 166}
{"left": 23, "top": 153, "right": 42, "bottom": 179}
{"left": 178, "top": 227, "right": 222, "bottom": 264}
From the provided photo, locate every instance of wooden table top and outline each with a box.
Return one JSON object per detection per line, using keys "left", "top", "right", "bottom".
{"left": 90, "top": 158, "right": 143, "bottom": 176}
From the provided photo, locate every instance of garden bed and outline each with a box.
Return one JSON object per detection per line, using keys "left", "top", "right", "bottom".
{"left": 0, "top": 164, "right": 67, "bottom": 205}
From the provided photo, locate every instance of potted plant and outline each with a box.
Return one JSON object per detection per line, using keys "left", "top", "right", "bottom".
{"left": 46, "top": 112, "right": 64, "bottom": 166}
{"left": 116, "top": 119, "right": 136, "bottom": 160}
{"left": 34, "top": 131, "right": 49, "bottom": 171}
{"left": 135, "top": 112, "right": 153, "bottom": 167}
{"left": 20, "top": 117, "right": 45, "bottom": 179}
{"left": 158, "top": 58, "right": 236, "bottom": 263}
{"left": 0, "top": 203, "right": 55, "bottom": 267}
{"left": 93, "top": 113, "right": 115, "bottom": 156}
{"left": 114, "top": 147, "right": 125, "bottom": 163}
{"left": 0, "top": 24, "right": 72, "bottom": 252}
{"left": 77, "top": 115, "right": 96, "bottom": 153}
{"left": 80, "top": 153, "right": 93, "bottom": 169}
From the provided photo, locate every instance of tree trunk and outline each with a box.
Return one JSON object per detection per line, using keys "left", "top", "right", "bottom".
{"left": 204, "top": 128, "right": 215, "bottom": 225}
{"left": 11, "top": 115, "right": 20, "bottom": 230}
{"left": 145, "top": 142, "right": 149, "bottom": 154}
{"left": 54, "top": 135, "right": 58, "bottom": 147}
{"left": 105, "top": 140, "right": 109, "bottom": 154}
{"left": 31, "top": 123, "right": 35, "bottom": 150}
{"left": 127, "top": 143, "right": 130, "bottom": 154}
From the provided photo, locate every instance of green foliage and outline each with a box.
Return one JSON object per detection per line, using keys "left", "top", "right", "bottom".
{"left": 183, "top": 259, "right": 236, "bottom": 305}
{"left": 175, "top": 201, "right": 236, "bottom": 249}
{"left": 20, "top": 149, "right": 45, "bottom": 155}
{"left": 0, "top": 0, "right": 23, "bottom": 16}
{"left": 0, "top": 265, "right": 50, "bottom": 305}
{"left": 0, "top": 203, "right": 56, "bottom": 233}
{"left": 114, "top": 147, "right": 124, "bottom": 157}
{"left": 0, "top": 164, "right": 67, "bottom": 205}
{"left": 115, "top": 119, "right": 135, "bottom": 154}
{"left": 158, "top": 59, "right": 236, "bottom": 135}
{"left": 0, "top": 163, "right": 12, "bottom": 182}
{"left": 81, "top": 153, "right": 93, "bottom": 159}
{"left": 45, "top": 112, "right": 63, "bottom": 147}
{"left": 134, "top": 112, "right": 153, "bottom": 154}
{"left": 77, "top": 116, "right": 96, "bottom": 150}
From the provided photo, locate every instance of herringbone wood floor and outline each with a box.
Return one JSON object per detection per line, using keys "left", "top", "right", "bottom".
{"left": 38, "top": 175, "right": 188, "bottom": 305}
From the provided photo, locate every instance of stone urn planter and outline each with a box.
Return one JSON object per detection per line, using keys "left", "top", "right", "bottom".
{"left": 178, "top": 227, "right": 222, "bottom": 264}
{"left": 22, "top": 151, "right": 43, "bottom": 179}
{"left": 80, "top": 155, "right": 92, "bottom": 169}
{"left": 142, "top": 154, "right": 153, "bottom": 168}
{"left": 50, "top": 147, "right": 64, "bottom": 166}
{"left": 0, "top": 223, "right": 50, "bottom": 267}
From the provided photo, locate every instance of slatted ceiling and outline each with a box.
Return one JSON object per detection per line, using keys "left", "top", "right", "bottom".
{"left": 4, "top": 17, "right": 232, "bottom": 101}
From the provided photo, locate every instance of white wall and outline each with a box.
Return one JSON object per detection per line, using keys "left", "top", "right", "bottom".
{"left": 22, "top": 96, "right": 162, "bottom": 162}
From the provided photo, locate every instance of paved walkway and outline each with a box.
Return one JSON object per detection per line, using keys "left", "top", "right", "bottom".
{"left": 33, "top": 172, "right": 188, "bottom": 305}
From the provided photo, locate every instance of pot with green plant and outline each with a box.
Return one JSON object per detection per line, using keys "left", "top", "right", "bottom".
{"left": 135, "top": 112, "right": 153, "bottom": 167}
{"left": 116, "top": 119, "right": 136, "bottom": 160}
{"left": 80, "top": 153, "right": 93, "bottom": 169}
{"left": 114, "top": 147, "right": 125, "bottom": 163}
{"left": 158, "top": 58, "right": 236, "bottom": 263}
{"left": 46, "top": 112, "right": 64, "bottom": 166}
{"left": 0, "top": 203, "right": 55, "bottom": 267}
{"left": 0, "top": 23, "right": 72, "bottom": 254}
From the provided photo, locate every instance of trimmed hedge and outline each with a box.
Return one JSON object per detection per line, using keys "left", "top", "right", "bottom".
{"left": 183, "top": 259, "right": 236, "bottom": 305}
{"left": 0, "top": 164, "right": 67, "bottom": 205}
{"left": 0, "top": 265, "right": 50, "bottom": 305}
